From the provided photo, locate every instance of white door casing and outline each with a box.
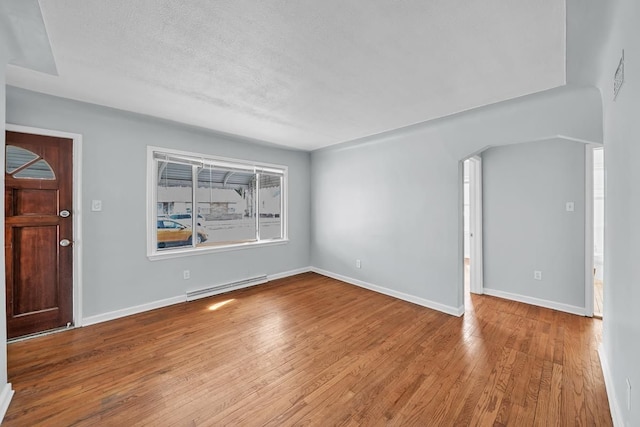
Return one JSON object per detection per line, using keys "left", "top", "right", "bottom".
{"left": 468, "top": 156, "right": 483, "bottom": 294}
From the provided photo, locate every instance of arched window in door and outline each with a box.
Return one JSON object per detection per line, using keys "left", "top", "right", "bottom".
{"left": 5, "top": 145, "right": 55, "bottom": 180}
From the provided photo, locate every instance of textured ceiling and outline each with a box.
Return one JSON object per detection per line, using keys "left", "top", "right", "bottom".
{"left": 6, "top": 0, "right": 566, "bottom": 150}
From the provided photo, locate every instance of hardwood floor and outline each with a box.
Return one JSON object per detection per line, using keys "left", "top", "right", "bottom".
{"left": 5, "top": 273, "right": 611, "bottom": 426}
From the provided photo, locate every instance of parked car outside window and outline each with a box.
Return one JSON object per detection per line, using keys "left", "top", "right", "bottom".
{"left": 157, "top": 219, "right": 208, "bottom": 249}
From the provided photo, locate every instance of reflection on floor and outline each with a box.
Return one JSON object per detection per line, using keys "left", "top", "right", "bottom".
{"left": 594, "top": 279, "right": 603, "bottom": 318}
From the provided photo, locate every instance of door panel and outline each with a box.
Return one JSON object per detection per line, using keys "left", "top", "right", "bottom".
{"left": 14, "top": 189, "right": 59, "bottom": 215}
{"left": 13, "top": 226, "right": 58, "bottom": 315}
{"left": 5, "top": 131, "right": 73, "bottom": 339}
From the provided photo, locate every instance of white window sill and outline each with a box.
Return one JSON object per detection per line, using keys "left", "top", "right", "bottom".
{"left": 147, "top": 239, "right": 289, "bottom": 261}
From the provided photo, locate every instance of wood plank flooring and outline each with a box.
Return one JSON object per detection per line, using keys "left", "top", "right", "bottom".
{"left": 4, "top": 272, "right": 612, "bottom": 426}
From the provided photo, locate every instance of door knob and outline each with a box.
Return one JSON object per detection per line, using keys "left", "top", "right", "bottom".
{"left": 59, "top": 210, "right": 71, "bottom": 218}
{"left": 60, "top": 239, "right": 71, "bottom": 247}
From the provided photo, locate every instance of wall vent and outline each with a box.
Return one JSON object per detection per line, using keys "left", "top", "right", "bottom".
{"left": 186, "top": 275, "right": 268, "bottom": 301}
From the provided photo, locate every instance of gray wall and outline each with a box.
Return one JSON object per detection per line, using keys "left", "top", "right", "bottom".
{"left": 482, "top": 140, "right": 586, "bottom": 308}
{"left": 311, "top": 86, "right": 602, "bottom": 313}
{"left": 6, "top": 87, "right": 311, "bottom": 319}
{"left": 596, "top": 0, "right": 640, "bottom": 424}
{"left": 566, "top": 0, "right": 618, "bottom": 86}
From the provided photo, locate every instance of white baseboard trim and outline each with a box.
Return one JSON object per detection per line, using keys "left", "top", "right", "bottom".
{"left": 81, "top": 267, "right": 313, "bottom": 327}
{"left": 482, "top": 288, "right": 586, "bottom": 316}
{"left": 82, "top": 295, "right": 186, "bottom": 327}
{"left": 311, "top": 267, "right": 463, "bottom": 317}
{"left": 0, "top": 383, "right": 14, "bottom": 423}
{"left": 599, "top": 345, "right": 624, "bottom": 426}
{"left": 267, "top": 266, "right": 312, "bottom": 281}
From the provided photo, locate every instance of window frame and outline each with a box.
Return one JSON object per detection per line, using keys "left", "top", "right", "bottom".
{"left": 147, "top": 146, "right": 288, "bottom": 260}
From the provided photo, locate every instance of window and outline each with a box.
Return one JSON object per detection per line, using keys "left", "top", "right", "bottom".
{"left": 148, "top": 147, "right": 287, "bottom": 259}
{"left": 6, "top": 145, "right": 55, "bottom": 180}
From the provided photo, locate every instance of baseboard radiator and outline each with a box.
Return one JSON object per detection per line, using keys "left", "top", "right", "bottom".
{"left": 186, "top": 275, "right": 268, "bottom": 302}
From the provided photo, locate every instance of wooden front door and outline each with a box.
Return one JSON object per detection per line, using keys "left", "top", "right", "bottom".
{"left": 5, "top": 131, "right": 73, "bottom": 339}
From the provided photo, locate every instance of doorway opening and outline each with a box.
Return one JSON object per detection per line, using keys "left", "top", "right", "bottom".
{"left": 593, "top": 147, "right": 604, "bottom": 318}
{"left": 463, "top": 156, "right": 483, "bottom": 303}
{"left": 463, "top": 160, "right": 471, "bottom": 293}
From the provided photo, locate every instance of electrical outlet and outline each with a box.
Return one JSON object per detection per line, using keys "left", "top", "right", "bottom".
{"left": 91, "top": 200, "right": 102, "bottom": 212}
{"left": 534, "top": 271, "right": 542, "bottom": 280}
{"left": 356, "top": 259, "right": 361, "bottom": 269}
{"left": 183, "top": 270, "right": 190, "bottom": 280}
{"left": 627, "top": 378, "right": 632, "bottom": 411}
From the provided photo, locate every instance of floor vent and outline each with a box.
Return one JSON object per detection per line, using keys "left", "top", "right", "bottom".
{"left": 186, "top": 275, "right": 268, "bottom": 301}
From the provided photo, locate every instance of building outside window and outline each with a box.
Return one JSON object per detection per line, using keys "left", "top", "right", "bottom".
{"left": 148, "top": 147, "right": 287, "bottom": 259}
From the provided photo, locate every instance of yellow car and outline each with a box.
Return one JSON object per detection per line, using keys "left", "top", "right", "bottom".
{"left": 157, "top": 219, "right": 208, "bottom": 249}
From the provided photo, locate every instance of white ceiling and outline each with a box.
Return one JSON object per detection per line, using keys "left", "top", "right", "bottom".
{"left": 6, "top": 0, "right": 566, "bottom": 151}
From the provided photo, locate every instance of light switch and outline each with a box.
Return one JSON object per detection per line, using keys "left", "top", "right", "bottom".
{"left": 566, "top": 202, "right": 574, "bottom": 212}
{"left": 91, "top": 200, "right": 102, "bottom": 212}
